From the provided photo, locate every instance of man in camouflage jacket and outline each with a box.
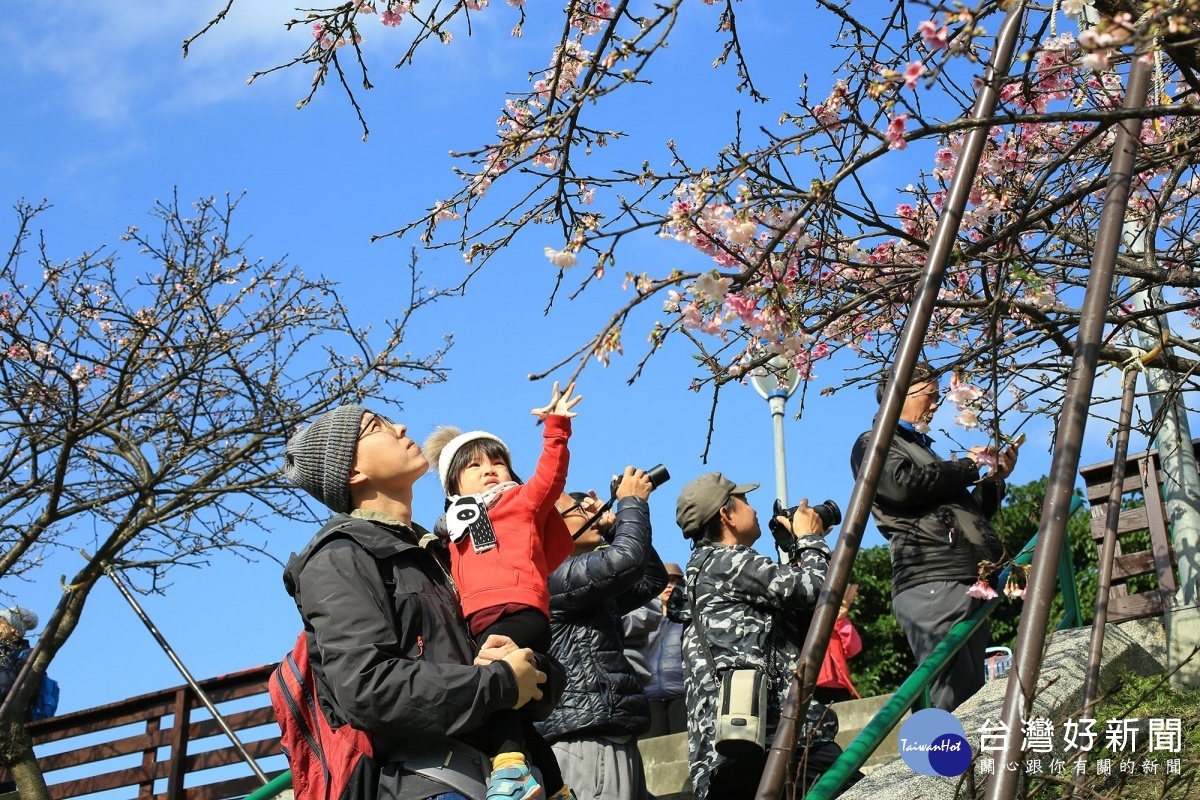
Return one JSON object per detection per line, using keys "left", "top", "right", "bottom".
{"left": 673, "top": 472, "right": 845, "bottom": 800}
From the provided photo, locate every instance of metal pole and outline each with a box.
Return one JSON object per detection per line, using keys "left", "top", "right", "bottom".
{"left": 242, "top": 769, "right": 293, "bottom": 800}
{"left": 984, "top": 53, "right": 1151, "bottom": 800}
{"left": 755, "top": 6, "right": 1031, "bottom": 798}
{"left": 770, "top": 395, "right": 789, "bottom": 507}
{"left": 1125, "top": 218, "right": 1200, "bottom": 609}
{"left": 1055, "top": 532, "right": 1083, "bottom": 630}
{"left": 105, "top": 566, "right": 270, "bottom": 785}
{"left": 1081, "top": 369, "right": 1138, "bottom": 718}
{"left": 1063, "top": 370, "right": 1136, "bottom": 800}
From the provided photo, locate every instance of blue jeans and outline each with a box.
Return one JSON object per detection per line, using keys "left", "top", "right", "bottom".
{"left": 429, "top": 794, "right": 470, "bottom": 800}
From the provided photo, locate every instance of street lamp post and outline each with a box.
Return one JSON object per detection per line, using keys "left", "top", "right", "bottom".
{"left": 750, "top": 355, "right": 802, "bottom": 508}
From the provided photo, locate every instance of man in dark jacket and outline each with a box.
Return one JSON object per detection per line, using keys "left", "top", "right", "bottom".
{"left": 850, "top": 363, "right": 1018, "bottom": 711}
{"left": 282, "top": 406, "right": 552, "bottom": 800}
{"left": 535, "top": 470, "right": 667, "bottom": 800}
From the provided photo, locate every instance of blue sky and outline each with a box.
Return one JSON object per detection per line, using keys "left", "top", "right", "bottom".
{"left": 2, "top": 0, "right": 1184, "bottom": 727}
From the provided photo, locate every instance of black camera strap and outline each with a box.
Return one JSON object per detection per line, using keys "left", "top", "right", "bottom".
{"left": 687, "top": 551, "right": 723, "bottom": 679}
{"left": 570, "top": 495, "right": 616, "bottom": 541}
{"left": 570, "top": 465, "right": 669, "bottom": 540}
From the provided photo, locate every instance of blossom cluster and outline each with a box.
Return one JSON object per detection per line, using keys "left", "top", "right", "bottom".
{"left": 256, "top": 0, "right": 1200, "bottom": 432}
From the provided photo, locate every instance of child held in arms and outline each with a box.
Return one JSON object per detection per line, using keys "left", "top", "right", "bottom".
{"left": 424, "top": 382, "right": 581, "bottom": 800}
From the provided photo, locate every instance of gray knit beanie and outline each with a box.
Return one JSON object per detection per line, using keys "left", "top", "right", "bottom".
{"left": 284, "top": 405, "right": 367, "bottom": 513}
{"left": 0, "top": 606, "right": 38, "bottom": 638}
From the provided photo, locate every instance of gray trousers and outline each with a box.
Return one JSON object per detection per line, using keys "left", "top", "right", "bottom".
{"left": 893, "top": 579, "right": 989, "bottom": 712}
{"left": 551, "top": 735, "right": 650, "bottom": 800}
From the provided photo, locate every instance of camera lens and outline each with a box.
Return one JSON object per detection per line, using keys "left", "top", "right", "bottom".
{"left": 812, "top": 499, "right": 842, "bottom": 529}
{"left": 610, "top": 464, "right": 671, "bottom": 497}
{"left": 646, "top": 464, "right": 670, "bottom": 488}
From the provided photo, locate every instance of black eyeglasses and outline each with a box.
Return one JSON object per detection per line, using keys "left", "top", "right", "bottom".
{"left": 559, "top": 501, "right": 586, "bottom": 519}
{"left": 357, "top": 413, "right": 394, "bottom": 441}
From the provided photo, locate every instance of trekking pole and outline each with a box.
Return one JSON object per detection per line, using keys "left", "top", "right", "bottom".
{"left": 102, "top": 562, "right": 270, "bottom": 785}
{"left": 754, "top": 4, "right": 1032, "bottom": 798}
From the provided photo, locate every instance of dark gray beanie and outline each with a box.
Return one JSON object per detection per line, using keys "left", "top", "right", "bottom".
{"left": 284, "top": 405, "right": 366, "bottom": 513}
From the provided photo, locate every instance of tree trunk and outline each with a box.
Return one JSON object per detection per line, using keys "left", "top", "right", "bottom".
{"left": 0, "top": 718, "right": 49, "bottom": 800}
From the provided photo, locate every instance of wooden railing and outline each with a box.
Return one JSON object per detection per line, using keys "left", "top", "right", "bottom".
{"left": 1, "top": 664, "right": 285, "bottom": 800}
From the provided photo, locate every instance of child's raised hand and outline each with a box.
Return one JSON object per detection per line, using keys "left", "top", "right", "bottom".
{"left": 531, "top": 381, "right": 582, "bottom": 419}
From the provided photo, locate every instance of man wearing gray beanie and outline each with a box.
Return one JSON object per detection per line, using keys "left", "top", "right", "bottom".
{"left": 281, "top": 405, "right": 559, "bottom": 800}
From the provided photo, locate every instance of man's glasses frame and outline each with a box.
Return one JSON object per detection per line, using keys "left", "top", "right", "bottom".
{"left": 357, "top": 413, "right": 395, "bottom": 441}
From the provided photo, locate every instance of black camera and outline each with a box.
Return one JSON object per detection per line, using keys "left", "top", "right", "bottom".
{"left": 768, "top": 498, "right": 841, "bottom": 553}
{"left": 609, "top": 464, "right": 671, "bottom": 497}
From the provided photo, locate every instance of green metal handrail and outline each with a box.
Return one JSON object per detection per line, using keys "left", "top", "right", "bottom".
{"left": 805, "top": 494, "right": 1085, "bottom": 800}
{"left": 1056, "top": 514, "right": 1085, "bottom": 630}
{"left": 243, "top": 770, "right": 292, "bottom": 800}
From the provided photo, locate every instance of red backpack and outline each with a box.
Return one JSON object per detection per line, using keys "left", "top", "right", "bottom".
{"left": 270, "top": 631, "right": 379, "bottom": 800}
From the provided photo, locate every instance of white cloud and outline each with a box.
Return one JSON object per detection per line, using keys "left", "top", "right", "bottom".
{"left": 12, "top": 1, "right": 306, "bottom": 126}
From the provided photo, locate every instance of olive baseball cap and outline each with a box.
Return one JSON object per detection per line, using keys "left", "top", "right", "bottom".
{"left": 676, "top": 471, "right": 759, "bottom": 539}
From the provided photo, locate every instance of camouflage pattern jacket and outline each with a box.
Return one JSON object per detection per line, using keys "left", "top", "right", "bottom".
{"left": 677, "top": 539, "right": 839, "bottom": 799}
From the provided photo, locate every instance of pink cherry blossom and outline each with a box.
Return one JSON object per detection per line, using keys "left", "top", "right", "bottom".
{"left": 967, "top": 580, "right": 999, "bottom": 600}
{"left": 955, "top": 408, "right": 980, "bottom": 429}
{"left": 972, "top": 450, "right": 997, "bottom": 468}
{"left": 1082, "top": 50, "right": 1110, "bottom": 71}
{"left": 904, "top": 61, "right": 926, "bottom": 90}
{"left": 693, "top": 272, "right": 733, "bottom": 303}
{"left": 723, "top": 292, "right": 758, "bottom": 323}
{"left": 918, "top": 20, "right": 949, "bottom": 51}
{"left": 886, "top": 114, "right": 908, "bottom": 150}
{"left": 945, "top": 373, "right": 983, "bottom": 405}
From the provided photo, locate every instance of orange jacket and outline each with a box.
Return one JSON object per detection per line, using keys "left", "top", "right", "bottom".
{"left": 450, "top": 414, "right": 575, "bottom": 621}
{"left": 817, "top": 615, "right": 862, "bottom": 698}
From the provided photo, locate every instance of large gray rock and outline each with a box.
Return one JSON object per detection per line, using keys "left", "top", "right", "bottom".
{"left": 836, "top": 618, "right": 1168, "bottom": 800}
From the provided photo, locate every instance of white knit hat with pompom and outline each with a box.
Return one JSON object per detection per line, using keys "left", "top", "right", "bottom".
{"left": 423, "top": 426, "right": 509, "bottom": 493}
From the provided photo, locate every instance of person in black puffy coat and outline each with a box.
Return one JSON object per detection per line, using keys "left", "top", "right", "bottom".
{"left": 534, "top": 469, "right": 668, "bottom": 800}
